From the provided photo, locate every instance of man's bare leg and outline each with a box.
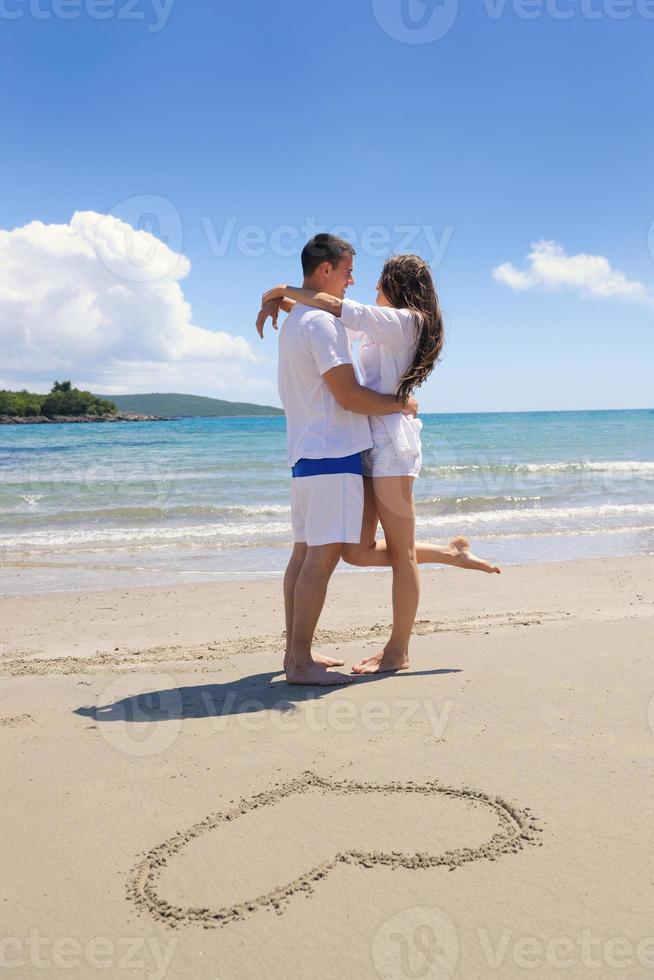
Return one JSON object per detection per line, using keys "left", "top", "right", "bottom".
{"left": 283, "top": 543, "right": 306, "bottom": 672}
{"left": 286, "top": 542, "right": 353, "bottom": 686}
{"left": 283, "top": 543, "right": 345, "bottom": 672}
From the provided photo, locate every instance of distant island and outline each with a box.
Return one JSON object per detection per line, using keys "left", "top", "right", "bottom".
{"left": 92, "top": 392, "right": 285, "bottom": 418}
{"left": 0, "top": 381, "right": 146, "bottom": 424}
{"left": 0, "top": 382, "right": 284, "bottom": 423}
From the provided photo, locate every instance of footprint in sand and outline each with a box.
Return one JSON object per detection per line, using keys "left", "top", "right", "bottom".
{"left": 127, "top": 772, "right": 542, "bottom": 928}
{"left": 0, "top": 714, "right": 34, "bottom": 728}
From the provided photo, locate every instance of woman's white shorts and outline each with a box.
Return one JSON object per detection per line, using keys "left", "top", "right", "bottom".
{"left": 290, "top": 472, "right": 364, "bottom": 546}
{"left": 361, "top": 443, "right": 422, "bottom": 479}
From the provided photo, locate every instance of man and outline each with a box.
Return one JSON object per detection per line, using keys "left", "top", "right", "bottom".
{"left": 256, "top": 234, "right": 418, "bottom": 686}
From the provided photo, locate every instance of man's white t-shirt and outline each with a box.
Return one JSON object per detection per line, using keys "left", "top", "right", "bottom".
{"left": 278, "top": 304, "right": 372, "bottom": 468}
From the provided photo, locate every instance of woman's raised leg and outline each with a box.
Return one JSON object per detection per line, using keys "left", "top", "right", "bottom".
{"left": 342, "top": 478, "right": 500, "bottom": 575}
{"left": 416, "top": 536, "right": 501, "bottom": 574}
{"left": 341, "top": 477, "right": 382, "bottom": 566}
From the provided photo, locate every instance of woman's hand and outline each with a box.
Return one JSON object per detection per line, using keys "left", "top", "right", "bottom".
{"left": 261, "top": 284, "right": 288, "bottom": 306}
{"left": 256, "top": 299, "right": 282, "bottom": 338}
{"left": 402, "top": 396, "right": 419, "bottom": 417}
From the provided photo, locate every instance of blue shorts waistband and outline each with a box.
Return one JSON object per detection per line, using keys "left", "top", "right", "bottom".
{"left": 291, "top": 453, "right": 363, "bottom": 478}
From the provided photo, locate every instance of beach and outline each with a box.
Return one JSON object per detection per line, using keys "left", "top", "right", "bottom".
{"left": 4, "top": 0, "right": 653, "bottom": 973}
{"left": 2, "top": 555, "right": 653, "bottom": 979}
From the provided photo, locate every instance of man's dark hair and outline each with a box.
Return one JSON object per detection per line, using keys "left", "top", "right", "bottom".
{"left": 301, "top": 233, "right": 355, "bottom": 277}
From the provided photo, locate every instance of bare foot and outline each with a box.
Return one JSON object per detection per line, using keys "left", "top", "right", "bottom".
{"left": 314, "top": 653, "right": 346, "bottom": 668}
{"left": 284, "top": 652, "right": 346, "bottom": 670}
{"left": 286, "top": 661, "right": 354, "bottom": 686}
{"left": 351, "top": 650, "right": 409, "bottom": 675}
{"left": 449, "top": 536, "right": 501, "bottom": 574}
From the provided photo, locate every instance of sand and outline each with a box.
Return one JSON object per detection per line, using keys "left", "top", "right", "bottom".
{"left": 1, "top": 556, "right": 653, "bottom": 979}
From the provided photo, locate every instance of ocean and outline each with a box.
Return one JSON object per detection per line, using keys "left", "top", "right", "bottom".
{"left": 1, "top": 410, "right": 652, "bottom": 595}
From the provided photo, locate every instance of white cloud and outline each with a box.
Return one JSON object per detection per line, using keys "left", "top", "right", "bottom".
{"left": 493, "top": 240, "right": 652, "bottom": 306}
{"left": 0, "top": 211, "right": 270, "bottom": 397}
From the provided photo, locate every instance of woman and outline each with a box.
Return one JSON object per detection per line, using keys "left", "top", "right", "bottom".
{"left": 261, "top": 254, "right": 500, "bottom": 675}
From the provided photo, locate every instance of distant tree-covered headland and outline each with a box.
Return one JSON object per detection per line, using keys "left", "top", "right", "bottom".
{"left": 0, "top": 381, "right": 117, "bottom": 419}
{"left": 0, "top": 384, "right": 284, "bottom": 422}
{"left": 96, "top": 392, "right": 284, "bottom": 417}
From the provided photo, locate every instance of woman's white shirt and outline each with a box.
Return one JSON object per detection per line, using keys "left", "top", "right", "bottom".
{"left": 339, "top": 298, "right": 423, "bottom": 457}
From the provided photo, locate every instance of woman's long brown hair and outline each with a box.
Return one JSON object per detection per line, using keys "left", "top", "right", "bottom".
{"left": 378, "top": 254, "right": 444, "bottom": 403}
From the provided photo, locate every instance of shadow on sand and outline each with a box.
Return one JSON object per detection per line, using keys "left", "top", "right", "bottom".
{"left": 74, "top": 667, "right": 462, "bottom": 725}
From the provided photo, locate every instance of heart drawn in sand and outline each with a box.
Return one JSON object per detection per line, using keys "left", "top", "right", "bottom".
{"left": 127, "top": 772, "right": 543, "bottom": 929}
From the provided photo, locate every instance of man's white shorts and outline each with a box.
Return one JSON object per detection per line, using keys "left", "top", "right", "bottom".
{"left": 290, "top": 473, "right": 364, "bottom": 547}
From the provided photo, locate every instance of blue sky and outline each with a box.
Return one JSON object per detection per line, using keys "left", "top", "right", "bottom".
{"left": 1, "top": 0, "right": 652, "bottom": 411}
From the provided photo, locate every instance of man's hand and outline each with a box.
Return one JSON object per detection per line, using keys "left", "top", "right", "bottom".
{"left": 261, "top": 284, "right": 288, "bottom": 307}
{"left": 256, "top": 299, "right": 282, "bottom": 339}
{"left": 402, "top": 396, "right": 419, "bottom": 417}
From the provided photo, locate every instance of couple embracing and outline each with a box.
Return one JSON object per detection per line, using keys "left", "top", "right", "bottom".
{"left": 256, "top": 234, "right": 499, "bottom": 687}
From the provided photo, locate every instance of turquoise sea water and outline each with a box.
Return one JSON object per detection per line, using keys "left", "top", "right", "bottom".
{"left": 0, "top": 410, "right": 652, "bottom": 594}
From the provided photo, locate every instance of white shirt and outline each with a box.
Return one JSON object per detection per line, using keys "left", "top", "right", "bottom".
{"left": 278, "top": 304, "right": 373, "bottom": 467}
{"left": 340, "top": 298, "right": 423, "bottom": 456}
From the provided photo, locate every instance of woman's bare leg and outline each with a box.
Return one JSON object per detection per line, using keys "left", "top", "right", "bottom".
{"left": 352, "top": 476, "right": 419, "bottom": 675}
{"left": 342, "top": 478, "right": 500, "bottom": 575}
{"left": 342, "top": 477, "right": 382, "bottom": 566}
{"left": 417, "top": 536, "right": 501, "bottom": 574}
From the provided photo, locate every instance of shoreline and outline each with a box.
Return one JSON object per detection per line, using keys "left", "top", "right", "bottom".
{"left": 2, "top": 537, "right": 651, "bottom": 599}
{"left": 0, "top": 412, "right": 170, "bottom": 424}
{"left": 1, "top": 545, "right": 648, "bottom": 591}
{"left": 2, "top": 553, "right": 651, "bottom": 671}
{"left": 0, "top": 413, "right": 288, "bottom": 423}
